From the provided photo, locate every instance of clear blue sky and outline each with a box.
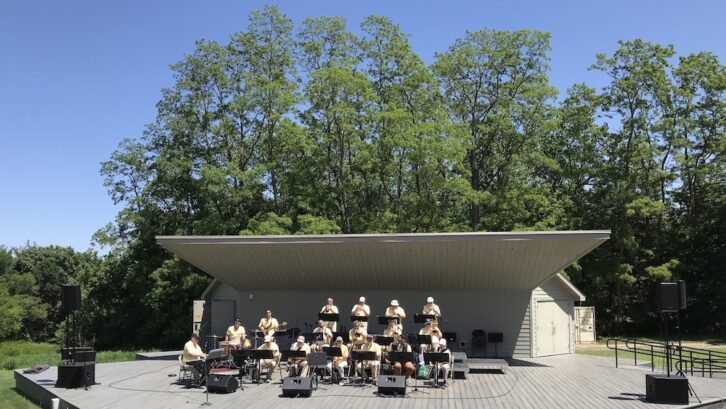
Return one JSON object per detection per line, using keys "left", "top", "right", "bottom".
{"left": 1, "top": 0, "right": 724, "bottom": 252}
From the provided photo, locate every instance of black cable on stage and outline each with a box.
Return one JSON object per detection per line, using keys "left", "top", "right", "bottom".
{"left": 106, "top": 362, "right": 206, "bottom": 404}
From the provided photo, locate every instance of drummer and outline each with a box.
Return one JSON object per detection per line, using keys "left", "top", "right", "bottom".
{"left": 224, "top": 318, "right": 246, "bottom": 355}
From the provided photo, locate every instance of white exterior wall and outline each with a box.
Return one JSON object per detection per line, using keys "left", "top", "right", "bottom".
{"left": 205, "top": 283, "right": 533, "bottom": 358}
{"left": 205, "top": 276, "right": 576, "bottom": 358}
{"left": 531, "top": 278, "right": 576, "bottom": 356}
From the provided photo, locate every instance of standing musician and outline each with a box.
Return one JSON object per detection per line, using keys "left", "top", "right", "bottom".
{"left": 348, "top": 320, "right": 367, "bottom": 350}
{"left": 384, "top": 299, "right": 406, "bottom": 332}
{"left": 312, "top": 320, "right": 333, "bottom": 348}
{"left": 423, "top": 296, "right": 441, "bottom": 318}
{"left": 351, "top": 296, "right": 371, "bottom": 328}
{"left": 288, "top": 335, "right": 311, "bottom": 377}
{"left": 326, "top": 336, "right": 349, "bottom": 385}
{"left": 182, "top": 333, "right": 206, "bottom": 384}
{"left": 432, "top": 338, "right": 451, "bottom": 385}
{"left": 257, "top": 336, "right": 280, "bottom": 383}
{"left": 383, "top": 318, "right": 400, "bottom": 338}
{"left": 386, "top": 333, "right": 415, "bottom": 380}
{"left": 257, "top": 309, "right": 279, "bottom": 337}
{"left": 418, "top": 318, "right": 442, "bottom": 352}
{"left": 224, "top": 318, "right": 246, "bottom": 355}
{"left": 319, "top": 297, "right": 339, "bottom": 332}
{"left": 357, "top": 334, "right": 382, "bottom": 383}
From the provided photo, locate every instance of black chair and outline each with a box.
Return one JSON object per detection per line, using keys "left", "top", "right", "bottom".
{"left": 487, "top": 332, "right": 503, "bottom": 358}
{"left": 471, "top": 330, "right": 486, "bottom": 358}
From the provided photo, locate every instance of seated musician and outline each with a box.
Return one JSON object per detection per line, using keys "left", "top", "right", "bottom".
{"left": 312, "top": 320, "right": 333, "bottom": 349}
{"left": 224, "top": 318, "right": 246, "bottom": 355}
{"left": 182, "top": 333, "right": 206, "bottom": 384}
{"left": 351, "top": 296, "right": 371, "bottom": 328}
{"left": 356, "top": 334, "right": 382, "bottom": 382}
{"left": 384, "top": 299, "right": 406, "bottom": 332}
{"left": 326, "top": 336, "right": 349, "bottom": 385}
{"left": 432, "top": 338, "right": 451, "bottom": 385}
{"left": 320, "top": 297, "right": 339, "bottom": 332}
{"left": 257, "top": 335, "right": 280, "bottom": 383}
{"left": 423, "top": 296, "right": 441, "bottom": 318}
{"left": 257, "top": 309, "right": 279, "bottom": 337}
{"left": 348, "top": 320, "right": 367, "bottom": 350}
{"left": 387, "top": 333, "right": 415, "bottom": 381}
{"left": 418, "top": 318, "right": 441, "bottom": 352}
{"left": 383, "top": 318, "right": 400, "bottom": 338}
{"left": 289, "top": 335, "right": 311, "bottom": 377}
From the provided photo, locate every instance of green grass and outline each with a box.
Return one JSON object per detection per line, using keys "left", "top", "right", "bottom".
{"left": 0, "top": 341, "right": 141, "bottom": 409}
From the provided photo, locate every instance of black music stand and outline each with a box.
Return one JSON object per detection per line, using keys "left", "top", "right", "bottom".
{"left": 350, "top": 315, "right": 368, "bottom": 323}
{"left": 350, "top": 350, "right": 377, "bottom": 385}
{"left": 231, "top": 350, "right": 254, "bottom": 381}
{"left": 413, "top": 314, "right": 437, "bottom": 324}
{"left": 331, "top": 332, "right": 350, "bottom": 343}
{"left": 416, "top": 334, "right": 433, "bottom": 347}
{"left": 423, "top": 352, "right": 450, "bottom": 387}
{"left": 322, "top": 346, "right": 343, "bottom": 384}
{"left": 376, "top": 336, "right": 394, "bottom": 347}
{"left": 248, "top": 350, "right": 274, "bottom": 383}
{"left": 280, "top": 350, "right": 307, "bottom": 378}
{"left": 307, "top": 352, "right": 328, "bottom": 389}
{"left": 319, "top": 313, "right": 340, "bottom": 322}
{"left": 300, "top": 332, "right": 318, "bottom": 344}
{"left": 378, "top": 316, "right": 399, "bottom": 325}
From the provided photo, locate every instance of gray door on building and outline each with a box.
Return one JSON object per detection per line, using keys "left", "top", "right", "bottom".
{"left": 210, "top": 299, "right": 236, "bottom": 348}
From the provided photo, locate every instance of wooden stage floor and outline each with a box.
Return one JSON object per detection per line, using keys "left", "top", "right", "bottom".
{"left": 15, "top": 354, "right": 726, "bottom": 409}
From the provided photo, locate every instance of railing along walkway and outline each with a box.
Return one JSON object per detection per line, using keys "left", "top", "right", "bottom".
{"left": 607, "top": 338, "right": 726, "bottom": 378}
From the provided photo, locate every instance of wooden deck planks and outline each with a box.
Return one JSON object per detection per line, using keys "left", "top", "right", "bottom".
{"left": 15, "top": 355, "right": 726, "bottom": 409}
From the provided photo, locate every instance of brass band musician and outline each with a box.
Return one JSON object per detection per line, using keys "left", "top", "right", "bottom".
{"left": 384, "top": 299, "right": 406, "bottom": 332}
{"left": 319, "top": 297, "right": 339, "bottom": 332}
{"left": 348, "top": 320, "right": 367, "bottom": 350}
{"left": 351, "top": 296, "right": 370, "bottom": 329}
{"left": 418, "top": 318, "right": 442, "bottom": 352}
{"left": 289, "top": 335, "right": 311, "bottom": 377}
{"left": 356, "top": 334, "right": 382, "bottom": 382}
{"left": 432, "top": 338, "right": 451, "bottom": 385}
{"left": 256, "top": 335, "right": 280, "bottom": 383}
{"left": 257, "top": 309, "right": 279, "bottom": 337}
{"left": 386, "top": 332, "right": 415, "bottom": 380}
{"left": 383, "top": 318, "right": 400, "bottom": 338}
{"left": 326, "top": 336, "right": 349, "bottom": 385}
{"left": 423, "top": 296, "right": 441, "bottom": 318}
{"left": 312, "top": 320, "right": 333, "bottom": 348}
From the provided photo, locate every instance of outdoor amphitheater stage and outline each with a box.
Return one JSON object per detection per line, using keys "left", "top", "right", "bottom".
{"left": 15, "top": 354, "right": 726, "bottom": 409}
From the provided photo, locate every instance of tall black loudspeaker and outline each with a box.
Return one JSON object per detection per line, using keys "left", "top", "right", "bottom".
{"left": 62, "top": 285, "right": 81, "bottom": 313}
{"left": 678, "top": 280, "right": 687, "bottom": 310}
{"left": 657, "top": 282, "right": 680, "bottom": 313}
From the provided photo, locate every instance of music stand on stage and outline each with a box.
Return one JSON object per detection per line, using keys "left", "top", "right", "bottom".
{"left": 331, "top": 332, "right": 350, "bottom": 343}
{"left": 280, "top": 350, "right": 307, "bottom": 378}
{"left": 323, "top": 346, "right": 343, "bottom": 383}
{"left": 350, "top": 350, "right": 377, "bottom": 386}
{"left": 423, "top": 352, "right": 450, "bottom": 387}
{"left": 416, "top": 334, "right": 433, "bottom": 346}
{"left": 376, "top": 336, "right": 394, "bottom": 347}
{"left": 248, "top": 350, "right": 274, "bottom": 383}
{"left": 378, "top": 316, "right": 399, "bottom": 325}
{"left": 413, "top": 314, "right": 438, "bottom": 324}
{"left": 350, "top": 315, "right": 368, "bottom": 323}
{"left": 318, "top": 313, "right": 340, "bottom": 322}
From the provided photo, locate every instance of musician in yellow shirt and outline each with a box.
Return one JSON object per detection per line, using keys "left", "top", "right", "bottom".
{"left": 257, "top": 309, "right": 279, "bottom": 336}
{"left": 289, "top": 335, "right": 311, "bottom": 377}
{"left": 224, "top": 318, "right": 246, "bottom": 355}
{"left": 348, "top": 320, "right": 367, "bottom": 350}
{"left": 319, "top": 297, "right": 339, "bottom": 332}
{"left": 326, "top": 336, "right": 349, "bottom": 385}
{"left": 257, "top": 336, "right": 280, "bottom": 383}
{"left": 387, "top": 333, "right": 415, "bottom": 380}
{"left": 418, "top": 318, "right": 441, "bottom": 352}
{"left": 351, "top": 296, "right": 370, "bottom": 329}
{"left": 357, "top": 334, "right": 382, "bottom": 382}
{"left": 383, "top": 318, "right": 401, "bottom": 338}
{"left": 384, "top": 299, "right": 406, "bottom": 332}
{"left": 312, "top": 320, "right": 333, "bottom": 348}
{"left": 423, "top": 296, "right": 441, "bottom": 318}
{"left": 182, "top": 333, "right": 206, "bottom": 383}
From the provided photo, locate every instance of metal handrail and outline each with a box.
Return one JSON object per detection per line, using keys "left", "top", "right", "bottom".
{"left": 606, "top": 338, "right": 726, "bottom": 378}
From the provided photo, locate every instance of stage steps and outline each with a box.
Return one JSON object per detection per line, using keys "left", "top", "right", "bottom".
{"left": 451, "top": 352, "right": 508, "bottom": 377}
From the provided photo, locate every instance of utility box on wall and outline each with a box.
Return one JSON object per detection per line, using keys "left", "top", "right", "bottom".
{"left": 574, "top": 306, "right": 595, "bottom": 344}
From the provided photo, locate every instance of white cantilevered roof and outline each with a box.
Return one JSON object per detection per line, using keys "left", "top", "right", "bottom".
{"left": 156, "top": 231, "right": 609, "bottom": 292}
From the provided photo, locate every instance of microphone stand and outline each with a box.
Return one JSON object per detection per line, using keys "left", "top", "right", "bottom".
{"left": 201, "top": 358, "right": 211, "bottom": 407}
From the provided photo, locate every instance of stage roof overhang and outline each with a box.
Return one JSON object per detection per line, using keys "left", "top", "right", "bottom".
{"left": 156, "top": 231, "right": 609, "bottom": 292}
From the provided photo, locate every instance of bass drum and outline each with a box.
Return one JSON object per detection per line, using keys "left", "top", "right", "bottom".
{"left": 242, "top": 339, "right": 252, "bottom": 349}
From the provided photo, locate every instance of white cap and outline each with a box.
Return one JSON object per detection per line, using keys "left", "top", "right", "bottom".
{"left": 439, "top": 338, "right": 447, "bottom": 346}
{"left": 427, "top": 297, "right": 434, "bottom": 303}
{"left": 264, "top": 336, "right": 273, "bottom": 342}
{"left": 297, "top": 335, "right": 305, "bottom": 343}
{"left": 391, "top": 299, "right": 399, "bottom": 306}
{"left": 359, "top": 296, "right": 366, "bottom": 303}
